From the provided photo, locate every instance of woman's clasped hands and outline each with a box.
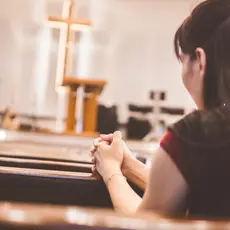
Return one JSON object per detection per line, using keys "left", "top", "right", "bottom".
{"left": 90, "top": 131, "right": 132, "bottom": 184}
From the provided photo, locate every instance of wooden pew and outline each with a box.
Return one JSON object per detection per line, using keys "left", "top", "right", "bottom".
{"left": 0, "top": 163, "right": 143, "bottom": 208}
{"left": 0, "top": 136, "right": 111, "bottom": 207}
{"left": 0, "top": 131, "right": 153, "bottom": 172}
{"left": 0, "top": 129, "right": 154, "bottom": 163}
{"left": 0, "top": 142, "right": 143, "bottom": 209}
{"left": 0, "top": 141, "right": 92, "bottom": 164}
{"left": 0, "top": 140, "right": 92, "bottom": 173}
{"left": 0, "top": 202, "right": 228, "bottom": 230}
{"left": 0, "top": 157, "right": 92, "bottom": 173}
{"left": 0, "top": 130, "right": 144, "bottom": 208}
{"left": 0, "top": 166, "right": 113, "bottom": 208}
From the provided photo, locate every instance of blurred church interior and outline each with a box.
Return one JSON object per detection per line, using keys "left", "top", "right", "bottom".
{"left": 0, "top": 0, "right": 204, "bottom": 229}
{"left": 0, "top": 0, "right": 197, "bottom": 139}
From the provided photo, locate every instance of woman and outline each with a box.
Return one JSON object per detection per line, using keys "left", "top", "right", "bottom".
{"left": 91, "top": 0, "right": 230, "bottom": 219}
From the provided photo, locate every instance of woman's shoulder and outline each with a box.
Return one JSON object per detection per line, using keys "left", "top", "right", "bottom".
{"left": 169, "top": 106, "right": 230, "bottom": 148}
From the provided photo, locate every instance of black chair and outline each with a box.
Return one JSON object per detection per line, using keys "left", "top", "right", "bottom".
{"left": 97, "top": 105, "right": 119, "bottom": 134}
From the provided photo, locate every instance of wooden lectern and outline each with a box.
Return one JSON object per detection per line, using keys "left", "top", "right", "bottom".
{"left": 63, "top": 77, "right": 106, "bottom": 136}
{"left": 46, "top": 0, "right": 108, "bottom": 137}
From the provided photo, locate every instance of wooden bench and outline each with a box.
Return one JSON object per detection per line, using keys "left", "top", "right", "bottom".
{"left": 0, "top": 166, "right": 113, "bottom": 208}
{"left": 0, "top": 141, "right": 143, "bottom": 208}
{"left": 0, "top": 202, "right": 228, "bottom": 230}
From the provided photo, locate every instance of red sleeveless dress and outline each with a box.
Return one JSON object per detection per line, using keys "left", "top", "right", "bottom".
{"left": 159, "top": 106, "right": 230, "bottom": 219}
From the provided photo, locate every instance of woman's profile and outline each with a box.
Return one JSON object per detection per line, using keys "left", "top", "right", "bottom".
{"left": 91, "top": 0, "right": 230, "bottom": 219}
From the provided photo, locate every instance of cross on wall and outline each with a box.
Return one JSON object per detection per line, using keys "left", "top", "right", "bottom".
{"left": 46, "top": 0, "right": 92, "bottom": 88}
{"left": 46, "top": 0, "right": 106, "bottom": 137}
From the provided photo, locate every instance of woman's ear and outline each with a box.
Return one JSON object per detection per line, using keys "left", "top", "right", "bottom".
{"left": 195, "top": 48, "right": 206, "bottom": 78}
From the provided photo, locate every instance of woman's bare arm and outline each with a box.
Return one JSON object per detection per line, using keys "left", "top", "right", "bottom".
{"left": 122, "top": 156, "right": 150, "bottom": 191}
{"left": 105, "top": 147, "right": 188, "bottom": 215}
{"left": 138, "top": 147, "right": 188, "bottom": 215}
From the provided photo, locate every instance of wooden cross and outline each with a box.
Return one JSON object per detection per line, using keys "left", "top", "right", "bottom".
{"left": 47, "top": 0, "right": 90, "bottom": 133}
{"left": 47, "top": 0, "right": 92, "bottom": 87}
{"left": 47, "top": 0, "right": 106, "bottom": 137}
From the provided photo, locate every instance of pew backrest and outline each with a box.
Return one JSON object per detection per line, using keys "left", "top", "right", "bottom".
{"left": 0, "top": 202, "right": 229, "bottom": 230}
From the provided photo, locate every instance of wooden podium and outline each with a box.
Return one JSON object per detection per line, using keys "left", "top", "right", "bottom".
{"left": 63, "top": 77, "right": 106, "bottom": 136}
{"left": 47, "top": 1, "right": 107, "bottom": 137}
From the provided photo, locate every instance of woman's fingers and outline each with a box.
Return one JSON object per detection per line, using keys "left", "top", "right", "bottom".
{"left": 91, "top": 140, "right": 111, "bottom": 155}
{"left": 100, "top": 134, "right": 113, "bottom": 143}
{"left": 93, "top": 169, "right": 102, "bottom": 180}
{"left": 90, "top": 146, "right": 97, "bottom": 154}
{"left": 97, "top": 142, "right": 109, "bottom": 152}
{"left": 94, "top": 151, "right": 99, "bottom": 160}
{"left": 91, "top": 159, "right": 102, "bottom": 180}
{"left": 91, "top": 165, "right": 97, "bottom": 175}
{"left": 92, "top": 156, "right": 96, "bottom": 164}
{"left": 93, "top": 138, "right": 102, "bottom": 147}
{"left": 91, "top": 138, "right": 102, "bottom": 155}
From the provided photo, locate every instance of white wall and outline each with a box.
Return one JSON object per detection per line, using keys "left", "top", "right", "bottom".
{"left": 0, "top": 0, "right": 197, "bottom": 123}
{"left": 96, "top": 0, "right": 197, "bottom": 122}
